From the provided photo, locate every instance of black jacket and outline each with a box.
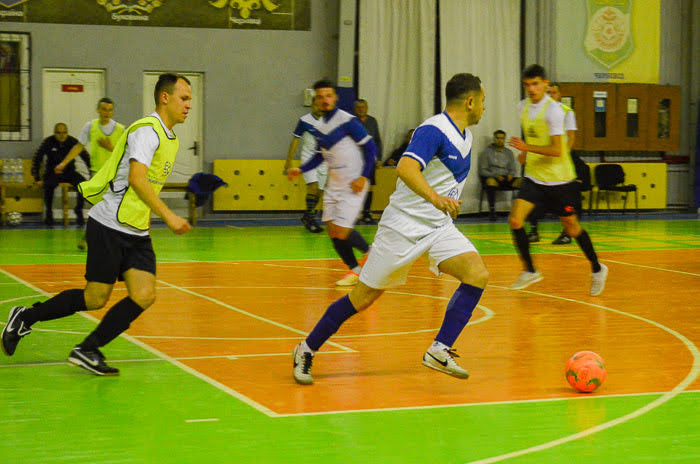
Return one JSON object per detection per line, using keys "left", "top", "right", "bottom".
{"left": 31, "top": 135, "right": 90, "bottom": 181}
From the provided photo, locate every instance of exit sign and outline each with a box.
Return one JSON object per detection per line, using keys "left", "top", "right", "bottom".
{"left": 61, "top": 84, "right": 84, "bottom": 92}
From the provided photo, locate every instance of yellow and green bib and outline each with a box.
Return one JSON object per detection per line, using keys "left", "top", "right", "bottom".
{"left": 88, "top": 119, "right": 125, "bottom": 173}
{"left": 521, "top": 99, "right": 575, "bottom": 183}
{"left": 78, "top": 116, "right": 178, "bottom": 231}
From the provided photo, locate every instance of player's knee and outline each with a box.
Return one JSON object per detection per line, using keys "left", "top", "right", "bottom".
{"left": 84, "top": 290, "right": 110, "bottom": 310}
{"left": 463, "top": 264, "right": 489, "bottom": 288}
{"left": 508, "top": 214, "right": 523, "bottom": 230}
{"left": 130, "top": 290, "right": 155, "bottom": 309}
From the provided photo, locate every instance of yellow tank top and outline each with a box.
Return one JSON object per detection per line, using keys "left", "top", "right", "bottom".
{"left": 78, "top": 116, "right": 179, "bottom": 231}
{"left": 89, "top": 119, "right": 125, "bottom": 173}
{"left": 521, "top": 99, "right": 575, "bottom": 183}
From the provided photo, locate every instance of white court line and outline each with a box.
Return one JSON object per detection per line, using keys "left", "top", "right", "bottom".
{"left": 462, "top": 285, "right": 700, "bottom": 464}
{"left": 273, "top": 390, "right": 700, "bottom": 418}
{"left": 0, "top": 294, "right": 41, "bottom": 305}
{"left": 185, "top": 418, "right": 219, "bottom": 423}
{"left": 554, "top": 252, "right": 700, "bottom": 277}
{"left": 0, "top": 350, "right": 349, "bottom": 369}
{"left": 156, "top": 279, "right": 356, "bottom": 354}
{"left": 0, "top": 268, "right": 279, "bottom": 417}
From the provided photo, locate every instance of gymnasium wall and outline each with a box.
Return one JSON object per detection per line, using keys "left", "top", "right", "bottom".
{"left": 0, "top": 0, "right": 338, "bottom": 163}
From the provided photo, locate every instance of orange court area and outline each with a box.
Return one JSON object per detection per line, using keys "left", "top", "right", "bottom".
{"left": 4, "top": 249, "right": 699, "bottom": 415}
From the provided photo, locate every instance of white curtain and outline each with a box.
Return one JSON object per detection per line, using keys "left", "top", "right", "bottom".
{"left": 440, "top": 0, "right": 521, "bottom": 212}
{"left": 358, "top": 0, "right": 436, "bottom": 160}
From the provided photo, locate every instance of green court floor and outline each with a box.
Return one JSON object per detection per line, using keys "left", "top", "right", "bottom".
{"left": 1, "top": 218, "right": 699, "bottom": 463}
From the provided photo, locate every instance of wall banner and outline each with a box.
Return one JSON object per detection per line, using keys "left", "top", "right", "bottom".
{"left": 555, "top": 0, "right": 660, "bottom": 84}
{"left": 0, "top": 0, "right": 310, "bottom": 30}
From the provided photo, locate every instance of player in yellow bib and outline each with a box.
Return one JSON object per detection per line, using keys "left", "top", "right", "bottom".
{"left": 56, "top": 97, "right": 125, "bottom": 248}
{"left": 507, "top": 65, "right": 608, "bottom": 296}
{"left": 2, "top": 74, "right": 192, "bottom": 375}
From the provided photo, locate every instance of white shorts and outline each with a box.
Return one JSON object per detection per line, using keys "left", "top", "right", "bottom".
{"left": 321, "top": 184, "right": 367, "bottom": 229}
{"left": 302, "top": 163, "right": 328, "bottom": 190}
{"left": 359, "top": 222, "right": 477, "bottom": 289}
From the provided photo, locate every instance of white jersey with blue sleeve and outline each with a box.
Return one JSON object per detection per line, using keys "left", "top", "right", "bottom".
{"left": 293, "top": 112, "right": 322, "bottom": 164}
{"left": 379, "top": 112, "right": 473, "bottom": 239}
{"left": 315, "top": 107, "right": 374, "bottom": 193}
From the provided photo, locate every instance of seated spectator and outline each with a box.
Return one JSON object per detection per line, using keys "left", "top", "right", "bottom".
{"left": 383, "top": 129, "right": 415, "bottom": 167}
{"left": 31, "top": 123, "right": 90, "bottom": 226}
{"left": 478, "top": 129, "right": 521, "bottom": 220}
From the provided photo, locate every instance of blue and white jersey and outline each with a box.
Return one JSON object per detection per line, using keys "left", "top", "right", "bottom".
{"left": 293, "top": 112, "right": 322, "bottom": 164}
{"left": 380, "top": 112, "right": 473, "bottom": 239}
{"left": 315, "top": 107, "right": 373, "bottom": 192}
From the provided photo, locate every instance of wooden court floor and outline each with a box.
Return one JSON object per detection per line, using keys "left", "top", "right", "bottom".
{"left": 0, "top": 219, "right": 699, "bottom": 463}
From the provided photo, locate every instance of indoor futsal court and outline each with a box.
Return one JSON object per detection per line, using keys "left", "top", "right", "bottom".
{"left": 1, "top": 217, "right": 698, "bottom": 463}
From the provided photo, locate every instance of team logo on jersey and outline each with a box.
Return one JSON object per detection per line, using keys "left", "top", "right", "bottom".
{"left": 162, "top": 161, "right": 173, "bottom": 178}
{"left": 447, "top": 187, "right": 459, "bottom": 200}
{"left": 526, "top": 125, "right": 538, "bottom": 139}
{"left": 208, "top": 0, "right": 279, "bottom": 19}
{"left": 584, "top": 0, "right": 633, "bottom": 69}
{"left": 0, "top": 0, "right": 27, "bottom": 8}
{"left": 96, "top": 0, "right": 163, "bottom": 15}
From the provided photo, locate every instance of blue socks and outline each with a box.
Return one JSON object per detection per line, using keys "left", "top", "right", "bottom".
{"left": 306, "top": 294, "right": 357, "bottom": 351}
{"left": 435, "top": 283, "right": 484, "bottom": 347}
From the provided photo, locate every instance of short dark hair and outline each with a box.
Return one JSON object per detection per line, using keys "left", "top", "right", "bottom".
{"left": 97, "top": 97, "right": 114, "bottom": 107}
{"left": 549, "top": 82, "right": 560, "bottom": 89}
{"left": 355, "top": 99, "right": 367, "bottom": 105}
{"left": 154, "top": 73, "right": 191, "bottom": 106}
{"left": 313, "top": 79, "right": 335, "bottom": 90}
{"left": 523, "top": 64, "right": 547, "bottom": 80}
{"left": 493, "top": 130, "right": 506, "bottom": 137}
{"left": 445, "top": 73, "right": 482, "bottom": 104}
{"left": 54, "top": 122, "right": 67, "bottom": 132}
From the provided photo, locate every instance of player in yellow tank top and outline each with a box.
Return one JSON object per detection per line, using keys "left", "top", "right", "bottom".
{"left": 507, "top": 65, "right": 608, "bottom": 296}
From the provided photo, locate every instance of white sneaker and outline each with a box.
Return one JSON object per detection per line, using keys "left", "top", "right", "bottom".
{"left": 336, "top": 271, "right": 359, "bottom": 286}
{"left": 510, "top": 271, "right": 543, "bottom": 290}
{"left": 292, "top": 343, "right": 314, "bottom": 385}
{"left": 422, "top": 346, "right": 470, "bottom": 379}
{"left": 590, "top": 263, "right": 609, "bottom": 296}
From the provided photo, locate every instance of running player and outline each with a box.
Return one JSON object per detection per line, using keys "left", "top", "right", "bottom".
{"left": 292, "top": 73, "right": 488, "bottom": 385}
{"left": 1, "top": 74, "right": 192, "bottom": 375}
{"left": 287, "top": 80, "right": 377, "bottom": 287}
{"left": 284, "top": 98, "right": 326, "bottom": 233}
{"left": 508, "top": 65, "right": 608, "bottom": 295}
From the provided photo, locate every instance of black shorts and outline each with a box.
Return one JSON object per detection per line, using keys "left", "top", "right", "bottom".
{"left": 85, "top": 217, "right": 156, "bottom": 284}
{"left": 517, "top": 177, "right": 580, "bottom": 217}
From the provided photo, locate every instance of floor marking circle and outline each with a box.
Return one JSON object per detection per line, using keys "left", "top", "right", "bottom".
{"left": 464, "top": 285, "right": 700, "bottom": 464}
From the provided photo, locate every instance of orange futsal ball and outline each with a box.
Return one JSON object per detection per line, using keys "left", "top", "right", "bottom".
{"left": 565, "top": 351, "right": 607, "bottom": 393}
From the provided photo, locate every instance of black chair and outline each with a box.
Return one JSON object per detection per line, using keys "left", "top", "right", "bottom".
{"left": 575, "top": 161, "right": 593, "bottom": 216}
{"left": 478, "top": 177, "right": 519, "bottom": 214}
{"left": 593, "top": 164, "right": 638, "bottom": 215}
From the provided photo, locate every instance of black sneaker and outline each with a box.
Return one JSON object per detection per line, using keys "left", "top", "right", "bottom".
{"left": 360, "top": 213, "right": 376, "bottom": 225}
{"left": 527, "top": 231, "right": 540, "bottom": 243}
{"left": 305, "top": 217, "right": 323, "bottom": 233}
{"left": 1, "top": 306, "right": 32, "bottom": 356}
{"left": 552, "top": 232, "right": 572, "bottom": 245}
{"left": 68, "top": 346, "right": 119, "bottom": 376}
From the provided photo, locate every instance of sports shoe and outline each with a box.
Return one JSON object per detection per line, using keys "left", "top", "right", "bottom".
{"left": 336, "top": 271, "right": 359, "bottom": 286}
{"left": 422, "top": 346, "right": 469, "bottom": 379}
{"left": 590, "top": 263, "right": 609, "bottom": 296}
{"left": 77, "top": 237, "right": 87, "bottom": 250}
{"left": 552, "top": 232, "right": 572, "bottom": 245}
{"left": 68, "top": 346, "right": 119, "bottom": 376}
{"left": 1, "top": 306, "right": 32, "bottom": 356}
{"left": 292, "top": 343, "right": 314, "bottom": 385}
{"left": 305, "top": 217, "right": 323, "bottom": 233}
{"left": 360, "top": 213, "right": 376, "bottom": 225}
{"left": 527, "top": 231, "right": 540, "bottom": 243}
{"left": 510, "top": 271, "right": 543, "bottom": 290}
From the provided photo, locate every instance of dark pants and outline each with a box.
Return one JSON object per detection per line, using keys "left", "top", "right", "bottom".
{"left": 43, "top": 171, "right": 85, "bottom": 221}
